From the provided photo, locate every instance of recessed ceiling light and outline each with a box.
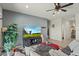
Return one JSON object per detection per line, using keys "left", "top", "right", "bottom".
{"left": 26, "top": 5, "right": 29, "bottom": 8}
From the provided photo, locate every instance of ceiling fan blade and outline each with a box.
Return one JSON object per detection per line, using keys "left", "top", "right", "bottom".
{"left": 61, "top": 3, "right": 73, "bottom": 8}
{"left": 61, "top": 9, "right": 67, "bottom": 12}
{"left": 46, "top": 9, "right": 54, "bottom": 12}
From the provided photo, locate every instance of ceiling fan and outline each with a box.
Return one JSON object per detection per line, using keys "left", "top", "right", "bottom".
{"left": 46, "top": 3, "right": 73, "bottom": 12}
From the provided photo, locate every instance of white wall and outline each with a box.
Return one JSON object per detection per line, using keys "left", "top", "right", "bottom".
{"left": 49, "top": 15, "right": 75, "bottom": 41}
{"left": 49, "top": 17, "right": 62, "bottom": 41}
{"left": 76, "top": 14, "right": 79, "bottom": 40}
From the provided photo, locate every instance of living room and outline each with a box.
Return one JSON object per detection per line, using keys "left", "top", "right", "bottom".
{"left": 0, "top": 3, "right": 79, "bottom": 56}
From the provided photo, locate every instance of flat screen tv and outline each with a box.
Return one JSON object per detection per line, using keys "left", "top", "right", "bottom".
{"left": 23, "top": 25, "right": 42, "bottom": 46}
{"left": 23, "top": 25, "right": 41, "bottom": 38}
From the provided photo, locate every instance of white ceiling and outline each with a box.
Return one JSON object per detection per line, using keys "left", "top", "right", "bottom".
{"left": 0, "top": 3, "right": 79, "bottom": 20}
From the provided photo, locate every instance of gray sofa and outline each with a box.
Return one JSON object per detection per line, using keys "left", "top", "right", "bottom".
{"left": 49, "top": 40, "right": 79, "bottom": 56}
{"left": 24, "top": 40, "right": 79, "bottom": 56}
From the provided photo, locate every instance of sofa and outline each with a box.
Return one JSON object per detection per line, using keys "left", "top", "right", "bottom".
{"left": 24, "top": 40, "right": 79, "bottom": 56}
{"left": 49, "top": 40, "right": 79, "bottom": 56}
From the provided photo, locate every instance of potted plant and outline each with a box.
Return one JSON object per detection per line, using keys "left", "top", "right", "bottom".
{"left": 3, "top": 24, "right": 18, "bottom": 56}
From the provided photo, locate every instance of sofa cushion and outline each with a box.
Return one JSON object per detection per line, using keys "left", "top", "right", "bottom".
{"left": 62, "top": 46, "right": 73, "bottom": 55}
{"left": 35, "top": 45, "right": 52, "bottom": 56}
{"left": 69, "top": 40, "right": 79, "bottom": 51}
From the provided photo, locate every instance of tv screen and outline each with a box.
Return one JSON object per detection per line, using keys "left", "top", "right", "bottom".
{"left": 24, "top": 25, "right": 41, "bottom": 34}
{"left": 23, "top": 25, "right": 41, "bottom": 38}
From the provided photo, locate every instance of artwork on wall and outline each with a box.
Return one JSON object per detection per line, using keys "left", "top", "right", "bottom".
{"left": 52, "top": 24, "right": 55, "bottom": 28}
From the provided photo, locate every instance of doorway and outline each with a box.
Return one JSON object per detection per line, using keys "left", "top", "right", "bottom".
{"left": 62, "top": 17, "right": 76, "bottom": 47}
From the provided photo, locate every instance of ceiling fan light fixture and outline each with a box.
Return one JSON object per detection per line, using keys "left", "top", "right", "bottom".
{"left": 59, "top": 9, "right": 61, "bottom": 12}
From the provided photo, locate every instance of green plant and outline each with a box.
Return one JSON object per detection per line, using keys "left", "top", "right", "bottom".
{"left": 3, "top": 24, "right": 18, "bottom": 54}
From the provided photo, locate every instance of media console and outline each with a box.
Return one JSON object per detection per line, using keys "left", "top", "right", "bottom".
{"left": 23, "top": 37, "right": 42, "bottom": 47}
